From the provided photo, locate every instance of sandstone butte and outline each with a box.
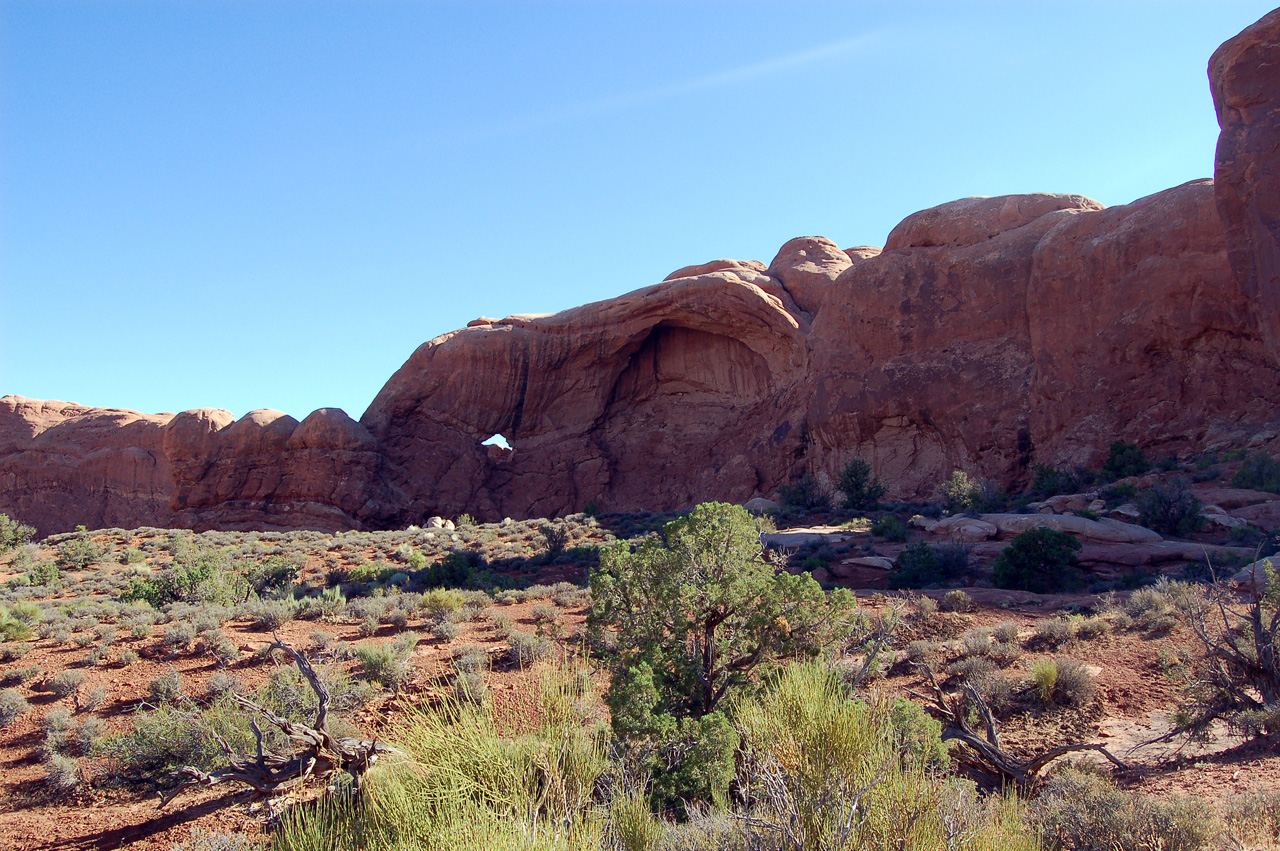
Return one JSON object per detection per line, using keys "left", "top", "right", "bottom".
{"left": 5, "top": 11, "right": 1280, "bottom": 536}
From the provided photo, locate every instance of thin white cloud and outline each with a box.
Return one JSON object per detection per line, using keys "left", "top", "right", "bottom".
{"left": 447, "top": 30, "right": 888, "bottom": 143}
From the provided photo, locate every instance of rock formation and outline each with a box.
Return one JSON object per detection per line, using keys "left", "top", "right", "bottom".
{"left": 4, "top": 10, "right": 1280, "bottom": 535}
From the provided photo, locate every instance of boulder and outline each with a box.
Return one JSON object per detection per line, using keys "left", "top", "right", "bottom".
{"left": 984, "top": 513, "right": 1164, "bottom": 544}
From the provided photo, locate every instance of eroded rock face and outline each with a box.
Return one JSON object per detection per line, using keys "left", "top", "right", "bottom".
{"left": 5, "top": 10, "right": 1280, "bottom": 533}
{"left": 0, "top": 396, "right": 175, "bottom": 535}
{"left": 1211, "top": 9, "right": 1280, "bottom": 359}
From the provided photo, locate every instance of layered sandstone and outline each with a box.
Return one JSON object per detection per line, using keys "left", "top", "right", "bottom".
{"left": 3, "top": 11, "right": 1280, "bottom": 534}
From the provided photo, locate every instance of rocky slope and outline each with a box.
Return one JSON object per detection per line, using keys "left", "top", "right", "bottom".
{"left": 4, "top": 11, "right": 1280, "bottom": 535}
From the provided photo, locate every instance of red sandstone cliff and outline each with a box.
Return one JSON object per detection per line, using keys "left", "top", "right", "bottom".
{"left": 4, "top": 11, "right": 1280, "bottom": 535}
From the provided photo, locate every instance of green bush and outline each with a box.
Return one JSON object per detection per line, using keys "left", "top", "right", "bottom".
{"left": 837, "top": 459, "right": 886, "bottom": 511}
{"left": 356, "top": 643, "right": 410, "bottom": 691}
{"left": 1233, "top": 452, "right": 1280, "bottom": 494}
{"left": 56, "top": 536, "right": 104, "bottom": 570}
{"left": 943, "top": 470, "right": 981, "bottom": 512}
{"left": 1030, "top": 464, "right": 1081, "bottom": 499}
{"left": 1102, "top": 441, "right": 1150, "bottom": 481}
{"left": 870, "top": 515, "right": 908, "bottom": 542}
{"left": 778, "top": 473, "right": 831, "bottom": 510}
{"left": 0, "top": 513, "right": 36, "bottom": 553}
{"left": 121, "top": 545, "right": 246, "bottom": 607}
{"left": 991, "top": 528, "right": 1084, "bottom": 593}
{"left": 1136, "top": 479, "right": 1203, "bottom": 537}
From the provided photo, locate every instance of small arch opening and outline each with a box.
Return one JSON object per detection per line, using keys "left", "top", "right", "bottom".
{"left": 481, "top": 433, "right": 513, "bottom": 462}
{"left": 481, "top": 433, "right": 511, "bottom": 450}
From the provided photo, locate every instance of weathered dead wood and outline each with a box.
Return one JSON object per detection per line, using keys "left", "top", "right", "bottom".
{"left": 909, "top": 665, "right": 1127, "bottom": 791}
{"left": 159, "top": 638, "right": 392, "bottom": 808}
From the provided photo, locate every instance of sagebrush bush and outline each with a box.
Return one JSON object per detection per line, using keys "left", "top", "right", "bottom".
{"left": 357, "top": 643, "right": 410, "bottom": 691}
{"left": 43, "top": 753, "right": 81, "bottom": 793}
{"left": 1030, "top": 767, "right": 1215, "bottom": 851}
{"left": 50, "top": 669, "right": 85, "bottom": 699}
{"left": 0, "top": 688, "right": 30, "bottom": 728}
{"left": 1033, "top": 658, "right": 1095, "bottom": 707}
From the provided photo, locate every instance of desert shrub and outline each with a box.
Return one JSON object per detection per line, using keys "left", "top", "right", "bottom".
{"left": 26, "top": 561, "right": 60, "bottom": 586}
{"left": 118, "top": 648, "right": 139, "bottom": 666}
{"left": 3, "top": 665, "right": 41, "bottom": 686}
{"left": 1136, "top": 479, "right": 1203, "bottom": 537}
{"left": 1030, "top": 767, "right": 1215, "bottom": 851}
{"left": 870, "top": 515, "right": 908, "bottom": 542}
{"left": 148, "top": 671, "right": 185, "bottom": 705}
{"left": 913, "top": 595, "right": 939, "bottom": 619}
{"left": 888, "top": 542, "right": 941, "bottom": 589}
{"left": 959, "top": 627, "right": 993, "bottom": 658}
{"left": 420, "top": 588, "right": 465, "bottom": 619}
{"left": 453, "top": 670, "right": 488, "bottom": 705}
{"left": 431, "top": 619, "right": 460, "bottom": 642}
{"left": 0, "top": 513, "right": 36, "bottom": 553}
{"left": 505, "top": 629, "right": 551, "bottom": 668}
{"left": 356, "top": 643, "right": 410, "bottom": 691}
{"left": 947, "top": 655, "right": 997, "bottom": 681}
{"left": 837, "top": 459, "right": 886, "bottom": 511}
{"left": 51, "top": 669, "right": 85, "bottom": 699}
{"left": 1030, "top": 464, "right": 1080, "bottom": 499}
{"left": 1233, "top": 452, "right": 1280, "bottom": 494}
{"left": 163, "top": 621, "right": 197, "bottom": 652}
{"left": 208, "top": 671, "right": 239, "bottom": 697}
{"left": 943, "top": 470, "right": 981, "bottom": 512}
{"left": 43, "top": 753, "right": 81, "bottom": 793}
{"left": 1102, "top": 441, "right": 1150, "bottom": 481}
{"left": 246, "top": 598, "right": 297, "bottom": 631}
{"left": 940, "top": 589, "right": 972, "bottom": 612}
{"left": 1032, "top": 616, "right": 1079, "bottom": 648}
{"left": 992, "top": 621, "right": 1020, "bottom": 644}
{"left": 78, "top": 684, "right": 108, "bottom": 713}
{"left": 0, "top": 688, "right": 30, "bottom": 727}
{"left": 121, "top": 545, "right": 245, "bottom": 608}
{"left": 1032, "top": 658, "right": 1095, "bottom": 707}
{"left": 992, "top": 528, "right": 1084, "bottom": 593}
{"left": 778, "top": 473, "right": 831, "bottom": 510}
{"left": 531, "top": 602, "right": 559, "bottom": 625}
{"left": 245, "top": 555, "right": 300, "bottom": 599}
{"left": 56, "top": 536, "right": 104, "bottom": 570}
{"left": 0, "top": 641, "right": 31, "bottom": 662}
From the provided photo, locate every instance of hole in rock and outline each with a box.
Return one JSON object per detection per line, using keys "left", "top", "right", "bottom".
{"left": 481, "top": 434, "right": 511, "bottom": 450}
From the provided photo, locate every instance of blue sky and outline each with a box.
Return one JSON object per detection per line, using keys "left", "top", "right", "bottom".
{"left": 2, "top": 1, "right": 1275, "bottom": 421}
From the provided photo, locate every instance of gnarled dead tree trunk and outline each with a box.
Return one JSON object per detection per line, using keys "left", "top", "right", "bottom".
{"left": 159, "top": 639, "right": 392, "bottom": 808}
{"left": 910, "top": 665, "right": 1127, "bottom": 791}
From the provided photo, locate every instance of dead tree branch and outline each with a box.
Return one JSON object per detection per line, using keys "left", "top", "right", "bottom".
{"left": 159, "top": 638, "right": 393, "bottom": 808}
{"left": 910, "top": 665, "right": 1126, "bottom": 791}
